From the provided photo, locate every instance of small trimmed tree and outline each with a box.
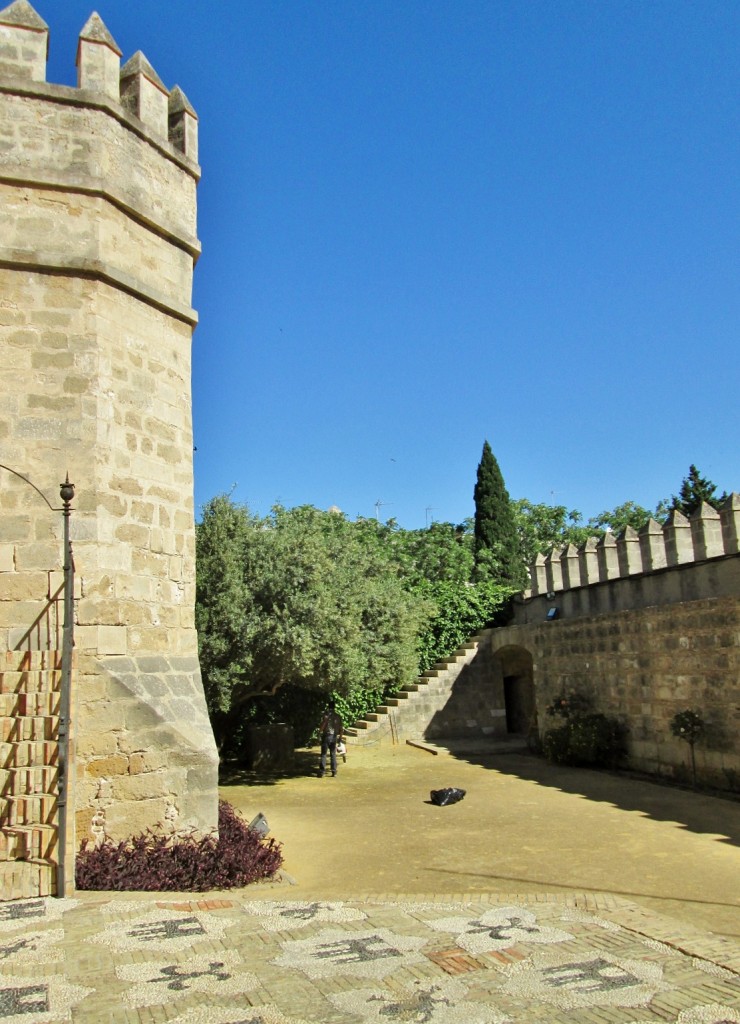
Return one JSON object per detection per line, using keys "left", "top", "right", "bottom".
{"left": 670, "top": 709, "right": 705, "bottom": 788}
{"left": 473, "top": 441, "right": 526, "bottom": 588}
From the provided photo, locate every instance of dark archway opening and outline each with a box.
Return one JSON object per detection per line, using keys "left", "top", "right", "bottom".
{"left": 493, "top": 646, "right": 536, "bottom": 738}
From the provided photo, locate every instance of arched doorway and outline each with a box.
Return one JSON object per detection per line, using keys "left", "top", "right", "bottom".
{"left": 492, "top": 645, "right": 536, "bottom": 737}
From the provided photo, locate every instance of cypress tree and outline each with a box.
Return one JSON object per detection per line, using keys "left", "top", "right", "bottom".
{"left": 473, "top": 440, "right": 526, "bottom": 588}
{"left": 671, "top": 465, "right": 727, "bottom": 516}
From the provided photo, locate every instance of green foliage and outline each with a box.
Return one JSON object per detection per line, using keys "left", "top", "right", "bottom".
{"left": 586, "top": 501, "right": 654, "bottom": 535}
{"left": 195, "top": 495, "right": 261, "bottom": 720}
{"left": 545, "top": 690, "right": 593, "bottom": 719}
{"left": 667, "top": 465, "right": 727, "bottom": 517}
{"left": 540, "top": 724, "right": 572, "bottom": 765}
{"left": 567, "top": 713, "right": 628, "bottom": 768}
{"left": 331, "top": 685, "right": 387, "bottom": 736}
{"left": 541, "top": 690, "right": 627, "bottom": 769}
{"left": 670, "top": 708, "right": 705, "bottom": 745}
{"left": 512, "top": 500, "right": 590, "bottom": 566}
{"left": 473, "top": 441, "right": 527, "bottom": 588}
{"left": 223, "top": 685, "right": 329, "bottom": 754}
{"left": 196, "top": 497, "right": 433, "bottom": 752}
{"left": 414, "top": 579, "right": 511, "bottom": 673}
{"left": 670, "top": 707, "right": 705, "bottom": 788}
{"left": 394, "top": 520, "right": 474, "bottom": 588}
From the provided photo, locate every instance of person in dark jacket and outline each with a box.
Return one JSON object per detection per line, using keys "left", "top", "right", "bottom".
{"left": 318, "top": 700, "right": 343, "bottom": 777}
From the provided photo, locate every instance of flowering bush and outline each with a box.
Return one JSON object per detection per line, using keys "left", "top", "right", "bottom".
{"left": 76, "top": 800, "right": 283, "bottom": 892}
{"left": 545, "top": 690, "right": 592, "bottom": 720}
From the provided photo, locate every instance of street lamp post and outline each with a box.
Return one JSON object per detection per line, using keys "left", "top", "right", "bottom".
{"left": 57, "top": 475, "right": 75, "bottom": 897}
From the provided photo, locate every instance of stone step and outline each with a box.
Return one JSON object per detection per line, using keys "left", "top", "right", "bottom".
{"left": 0, "top": 766, "right": 59, "bottom": 797}
{"left": 0, "top": 716, "right": 58, "bottom": 743}
{"left": 0, "top": 858, "right": 56, "bottom": 899}
{"left": 0, "top": 828, "right": 22, "bottom": 860}
{"left": 3, "top": 824, "right": 58, "bottom": 860}
{"left": 0, "top": 691, "right": 60, "bottom": 717}
{"left": 0, "top": 740, "right": 59, "bottom": 769}
{"left": 3, "top": 651, "right": 63, "bottom": 673}
{"left": 0, "top": 667, "right": 62, "bottom": 696}
{"left": 348, "top": 633, "right": 485, "bottom": 739}
{"left": 1, "top": 793, "right": 58, "bottom": 827}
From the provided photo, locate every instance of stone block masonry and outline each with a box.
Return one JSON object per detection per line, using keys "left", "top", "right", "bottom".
{"left": 0, "top": 0, "right": 218, "bottom": 868}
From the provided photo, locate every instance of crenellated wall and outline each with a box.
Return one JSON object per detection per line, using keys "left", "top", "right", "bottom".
{"left": 524, "top": 497, "right": 739, "bottom": 609}
{"left": 502, "top": 495, "right": 740, "bottom": 789}
{"left": 0, "top": 0, "right": 218, "bottom": 860}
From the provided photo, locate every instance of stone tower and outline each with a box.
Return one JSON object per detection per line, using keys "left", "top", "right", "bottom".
{"left": 0, "top": 0, "right": 219, "bottom": 877}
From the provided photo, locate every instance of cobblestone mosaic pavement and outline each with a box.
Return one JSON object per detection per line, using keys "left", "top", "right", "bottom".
{"left": 0, "top": 890, "right": 737, "bottom": 1023}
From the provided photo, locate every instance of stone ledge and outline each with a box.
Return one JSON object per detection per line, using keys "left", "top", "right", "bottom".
{"left": 0, "top": 77, "right": 201, "bottom": 179}
{"left": 0, "top": 251, "right": 198, "bottom": 326}
{"left": 0, "top": 171, "right": 201, "bottom": 259}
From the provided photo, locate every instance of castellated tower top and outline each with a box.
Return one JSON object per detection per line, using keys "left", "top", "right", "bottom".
{"left": 0, "top": 0, "right": 198, "bottom": 161}
{"left": 0, "top": 0, "right": 49, "bottom": 81}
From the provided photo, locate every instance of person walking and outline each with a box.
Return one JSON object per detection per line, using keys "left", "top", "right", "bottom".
{"left": 318, "top": 700, "right": 343, "bottom": 777}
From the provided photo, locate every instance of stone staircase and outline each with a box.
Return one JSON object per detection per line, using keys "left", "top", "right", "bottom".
{"left": 0, "top": 651, "right": 61, "bottom": 899}
{"left": 345, "top": 635, "right": 485, "bottom": 746}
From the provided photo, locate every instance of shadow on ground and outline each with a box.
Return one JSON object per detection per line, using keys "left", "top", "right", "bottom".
{"left": 436, "top": 741, "right": 740, "bottom": 847}
{"left": 220, "top": 748, "right": 320, "bottom": 786}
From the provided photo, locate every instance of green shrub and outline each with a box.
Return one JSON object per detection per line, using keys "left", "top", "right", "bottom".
{"left": 541, "top": 690, "right": 627, "bottom": 770}
{"left": 541, "top": 724, "right": 572, "bottom": 765}
{"left": 567, "top": 713, "right": 628, "bottom": 768}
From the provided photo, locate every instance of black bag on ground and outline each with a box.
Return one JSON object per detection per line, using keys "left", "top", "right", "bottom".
{"left": 430, "top": 787, "right": 466, "bottom": 806}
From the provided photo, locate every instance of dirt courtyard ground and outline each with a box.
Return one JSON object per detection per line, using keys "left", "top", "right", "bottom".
{"left": 222, "top": 741, "right": 740, "bottom": 941}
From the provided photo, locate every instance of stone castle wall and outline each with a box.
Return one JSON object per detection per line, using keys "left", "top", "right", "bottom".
{"left": 0, "top": 1, "right": 218, "bottom": 847}
{"left": 498, "top": 501, "right": 740, "bottom": 788}
{"left": 492, "top": 589, "right": 740, "bottom": 788}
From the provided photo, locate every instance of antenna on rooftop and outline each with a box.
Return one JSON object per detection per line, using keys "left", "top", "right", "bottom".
{"left": 374, "top": 499, "right": 392, "bottom": 521}
{"left": 425, "top": 506, "right": 437, "bottom": 527}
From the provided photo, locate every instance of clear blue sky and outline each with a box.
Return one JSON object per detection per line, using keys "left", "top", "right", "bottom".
{"left": 42, "top": 0, "right": 738, "bottom": 529}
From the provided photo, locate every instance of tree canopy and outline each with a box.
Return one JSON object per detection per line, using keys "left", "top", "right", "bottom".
{"left": 667, "top": 465, "right": 728, "bottom": 517}
{"left": 511, "top": 499, "right": 590, "bottom": 567}
{"left": 195, "top": 497, "right": 434, "bottom": 749}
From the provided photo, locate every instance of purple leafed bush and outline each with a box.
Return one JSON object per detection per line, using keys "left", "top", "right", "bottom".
{"left": 76, "top": 800, "right": 283, "bottom": 892}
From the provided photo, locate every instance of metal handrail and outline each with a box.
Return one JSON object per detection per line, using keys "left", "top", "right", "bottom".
{"left": 0, "top": 466, "right": 75, "bottom": 897}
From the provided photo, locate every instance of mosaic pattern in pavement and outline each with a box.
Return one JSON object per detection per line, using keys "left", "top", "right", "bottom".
{"left": 0, "top": 894, "right": 736, "bottom": 1023}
